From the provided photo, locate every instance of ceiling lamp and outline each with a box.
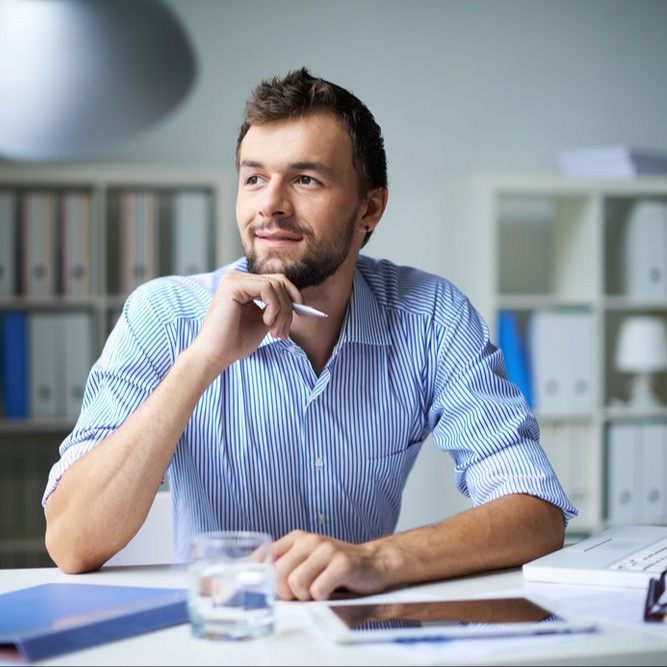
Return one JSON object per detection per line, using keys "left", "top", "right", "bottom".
{"left": 0, "top": 0, "right": 197, "bottom": 162}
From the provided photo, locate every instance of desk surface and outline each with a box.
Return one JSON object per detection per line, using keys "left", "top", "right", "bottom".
{"left": 2, "top": 563, "right": 667, "bottom": 666}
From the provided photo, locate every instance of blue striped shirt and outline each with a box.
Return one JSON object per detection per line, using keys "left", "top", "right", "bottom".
{"left": 44, "top": 255, "right": 577, "bottom": 563}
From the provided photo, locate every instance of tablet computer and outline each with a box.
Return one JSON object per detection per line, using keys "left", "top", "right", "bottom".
{"left": 309, "top": 595, "right": 597, "bottom": 643}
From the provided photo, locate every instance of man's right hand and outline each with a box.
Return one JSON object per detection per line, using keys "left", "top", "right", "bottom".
{"left": 192, "top": 269, "right": 304, "bottom": 376}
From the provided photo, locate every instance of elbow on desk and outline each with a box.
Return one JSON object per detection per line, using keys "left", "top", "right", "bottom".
{"left": 43, "top": 513, "right": 110, "bottom": 575}
{"left": 44, "top": 529, "right": 108, "bottom": 574}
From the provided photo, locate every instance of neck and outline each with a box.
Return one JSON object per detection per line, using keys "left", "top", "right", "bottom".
{"left": 289, "top": 257, "right": 357, "bottom": 375}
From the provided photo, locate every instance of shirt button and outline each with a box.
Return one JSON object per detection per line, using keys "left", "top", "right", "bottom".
{"left": 318, "top": 513, "right": 326, "bottom": 524}
{"left": 315, "top": 457, "right": 324, "bottom": 470}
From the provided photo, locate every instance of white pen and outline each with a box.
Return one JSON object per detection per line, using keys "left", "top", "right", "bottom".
{"left": 253, "top": 298, "right": 328, "bottom": 319}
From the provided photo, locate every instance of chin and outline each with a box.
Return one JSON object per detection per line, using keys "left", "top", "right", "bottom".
{"left": 247, "top": 253, "right": 293, "bottom": 276}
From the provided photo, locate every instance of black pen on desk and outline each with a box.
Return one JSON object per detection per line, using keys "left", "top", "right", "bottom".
{"left": 253, "top": 298, "right": 328, "bottom": 319}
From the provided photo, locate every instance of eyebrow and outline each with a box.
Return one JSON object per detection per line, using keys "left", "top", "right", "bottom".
{"left": 239, "top": 159, "right": 336, "bottom": 177}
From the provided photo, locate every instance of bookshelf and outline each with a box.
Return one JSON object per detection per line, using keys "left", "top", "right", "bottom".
{"left": 0, "top": 164, "right": 239, "bottom": 567}
{"left": 446, "top": 173, "right": 667, "bottom": 536}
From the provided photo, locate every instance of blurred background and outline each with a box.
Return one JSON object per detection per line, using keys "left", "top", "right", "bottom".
{"left": 55, "top": 0, "right": 667, "bottom": 275}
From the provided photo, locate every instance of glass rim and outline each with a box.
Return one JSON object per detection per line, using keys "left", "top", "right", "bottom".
{"left": 191, "top": 530, "right": 273, "bottom": 543}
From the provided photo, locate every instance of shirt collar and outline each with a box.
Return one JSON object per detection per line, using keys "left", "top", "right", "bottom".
{"left": 244, "top": 260, "right": 391, "bottom": 349}
{"left": 339, "top": 265, "right": 390, "bottom": 347}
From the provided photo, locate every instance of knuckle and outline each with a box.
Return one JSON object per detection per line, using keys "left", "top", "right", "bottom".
{"left": 286, "top": 571, "right": 310, "bottom": 601}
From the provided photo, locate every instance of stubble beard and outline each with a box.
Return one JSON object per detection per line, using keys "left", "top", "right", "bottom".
{"left": 244, "top": 210, "right": 358, "bottom": 290}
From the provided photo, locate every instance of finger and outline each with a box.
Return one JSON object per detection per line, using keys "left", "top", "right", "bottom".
{"left": 256, "top": 280, "right": 297, "bottom": 338}
{"left": 284, "top": 552, "right": 331, "bottom": 601}
{"left": 271, "top": 530, "right": 300, "bottom": 559}
{"left": 272, "top": 532, "right": 324, "bottom": 601}
{"left": 291, "top": 546, "right": 362, "bottom": 601}
{"left": 278, "top": 539, "right": 342, "bottom": 601}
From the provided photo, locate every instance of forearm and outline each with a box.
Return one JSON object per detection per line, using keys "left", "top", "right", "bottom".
{"left": 372, "top": 494, "right": 565, "bottom": 590}
{"left": 44, "top": 346, "right": 217, "bottom": 573}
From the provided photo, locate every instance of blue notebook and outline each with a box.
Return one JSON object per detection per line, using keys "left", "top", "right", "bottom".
{"left": 0, "top": 582, "right": 188, "bottom": 663}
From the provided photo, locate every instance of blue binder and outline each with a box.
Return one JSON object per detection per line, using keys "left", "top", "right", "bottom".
{"left": 0, "top": 583, "right": 188, "bottom": 662}
{"left": 497, "top": 310, "right": 533, "bottom": 407}
{"left": 0, "top": 310, "right": 28, "bottom": 418}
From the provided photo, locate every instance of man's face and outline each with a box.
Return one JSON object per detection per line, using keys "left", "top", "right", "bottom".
{"left": 236, "top": 112, "right": 363, "bottom": 290}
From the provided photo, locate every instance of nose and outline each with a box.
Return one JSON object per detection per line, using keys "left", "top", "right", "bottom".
{"left": 258, "top": 178, "right": 293, "bottom": 219}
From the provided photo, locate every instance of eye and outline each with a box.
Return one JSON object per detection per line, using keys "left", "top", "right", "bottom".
{"left": 296, "top": 175, "right": 319, "bottom": 186}
{"left": 243, "top": 174, "right": 268, "bottom": 188}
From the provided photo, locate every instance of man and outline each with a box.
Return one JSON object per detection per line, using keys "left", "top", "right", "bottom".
{"left": 43, "top": 67, "right": 576, "bottom": 601}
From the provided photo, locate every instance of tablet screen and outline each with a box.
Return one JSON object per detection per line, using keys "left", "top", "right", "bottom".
{"left": 330, "top": 597, "right": 559, "bottom": 631}
{"left": 310, "top": 595, "right": 598, "bottom": 643}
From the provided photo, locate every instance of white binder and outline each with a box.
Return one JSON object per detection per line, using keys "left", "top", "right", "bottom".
{"left": 563, "top": 311, "right": 595, "bottom": 413}
{"left": 172, "top": 190, "right": 210, "bottom": 275}
{"left": 21, "top": 191, "right": 57, "bottom": 297}
{"left": 528, "top": 310, "right": 595, "bottom": 415}
{"left": 28, "top": 312, "right": 61, "bottom": 419}
{"left": 28, "top": 311, "right": 93, "bottom": 421}
{"left": 62, "top": 312, "right": 93, "bottom": 421}
{"left": 607, "top": 422, "right": 640, "bottom": 522}
{"left": 623, "top": 199, "right": 667, "bottom": 299}
{"left": 61, "top": 192, "right": 93, "bottom": 297}
{"left": 121, "top": 191, "right": 158, "bottom": 293}
{"left": 639, "top": 422, "right": 667, "bottom": 522}
{"left": 528, "top": 311, "right": 566, "bottom": 414}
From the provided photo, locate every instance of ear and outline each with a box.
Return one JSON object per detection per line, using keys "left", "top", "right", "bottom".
{"left": 358, "top": 187, "right": 388, "bottom": 235}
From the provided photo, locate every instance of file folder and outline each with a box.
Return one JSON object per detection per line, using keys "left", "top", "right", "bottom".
{"left": 497, "top": 310, "right": 533, "bottom": 406}
{"left": 0, "top": 191, "right": 16, "bottom": 297}
{"left": 21, "top": 191, "right": 57, "bottom": 297}
{"left": 528, "top": 309, "right": 594, "bottom": 415}
{"left": 172, "top": 190, "right": 211, "bottom": 275}
{"left": 62, "top": 311, "right": 94, "bottom": 421}
{"left": 623, "top": 199, "right": 667, "bottom": 299}
{"left": 1, "top": 311, "right": 28, "bottom": 419}
{"left": 28, "top": 312, "right": 60, "bottom": 420}
{"left": 60, "top": 191, "right": 93, "bottom": 297}
{"left": 0, "top": 582, "right": 188, "bottom": 663}
{"left": 607, "top": 422, "right": 639, "bottom": 522}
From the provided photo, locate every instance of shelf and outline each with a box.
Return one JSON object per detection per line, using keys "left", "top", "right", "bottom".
{"left": 0, "top": 420, "right": 74, "bottom": 434}
{"left": 447, "top": 173, "right": 667, "bottom": 536}
{"left": 0, "top": 163, "right": 238, "bottom": 566}
{"left": 497, "top": 295, "right": 595, "bottom": 310}
{"left": 604, "top": 405, "right": 667, "bottom": 421}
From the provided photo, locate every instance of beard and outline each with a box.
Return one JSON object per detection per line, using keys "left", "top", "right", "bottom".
{"left": 244, "top": 210, "right": 358, "bottom": 290}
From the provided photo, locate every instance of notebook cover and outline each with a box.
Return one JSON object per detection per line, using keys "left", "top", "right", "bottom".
{"left": 0, "top": 582, "right": 188, "bottom": 663}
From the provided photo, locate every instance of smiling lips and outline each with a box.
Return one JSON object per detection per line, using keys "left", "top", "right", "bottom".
{"left": 256, "top": 231, "right": 301, "bottom": 241}
{"left": 254, "top": 226, "right": 304, "bottom": 248}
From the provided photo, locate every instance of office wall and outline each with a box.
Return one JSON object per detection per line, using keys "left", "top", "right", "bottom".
{"left": 6, "top": 0, "right": 667, "bottom": 529}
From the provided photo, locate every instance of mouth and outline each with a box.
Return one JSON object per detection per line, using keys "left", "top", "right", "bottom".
{"left": 254, "top": 235, "right": 302, "bottom": 254}
{"left": 256, "top": 230, "right": 302, "bottom": 242}
{"left": 253, "top": 224, "right": 305, "bottom": 249}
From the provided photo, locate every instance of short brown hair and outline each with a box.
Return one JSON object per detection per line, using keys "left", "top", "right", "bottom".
{"left": 236, "top": 67, "right": 388, "bottom": 199}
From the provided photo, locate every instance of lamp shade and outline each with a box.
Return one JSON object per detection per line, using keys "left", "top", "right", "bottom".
{"left": 0, "top": 0, "right": 197, "bottom": 162}
{"left": 615, "top": 315, "right": 667, "bottom": 373}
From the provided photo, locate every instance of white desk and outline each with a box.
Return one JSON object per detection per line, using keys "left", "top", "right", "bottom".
{"left": 2, "top": 563, "right": 667, "bottom": 666}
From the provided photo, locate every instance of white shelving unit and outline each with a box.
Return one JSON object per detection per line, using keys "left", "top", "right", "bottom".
{"left": 446, "top": 173, "right": 667, "bottom": 536}
{"left": 0, "top": 164, "right": 239, "bottom": 567}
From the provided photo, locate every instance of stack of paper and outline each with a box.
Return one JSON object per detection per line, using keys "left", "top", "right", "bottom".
{"left": 557, "top": 145, "right": 667, "bottom": 178}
